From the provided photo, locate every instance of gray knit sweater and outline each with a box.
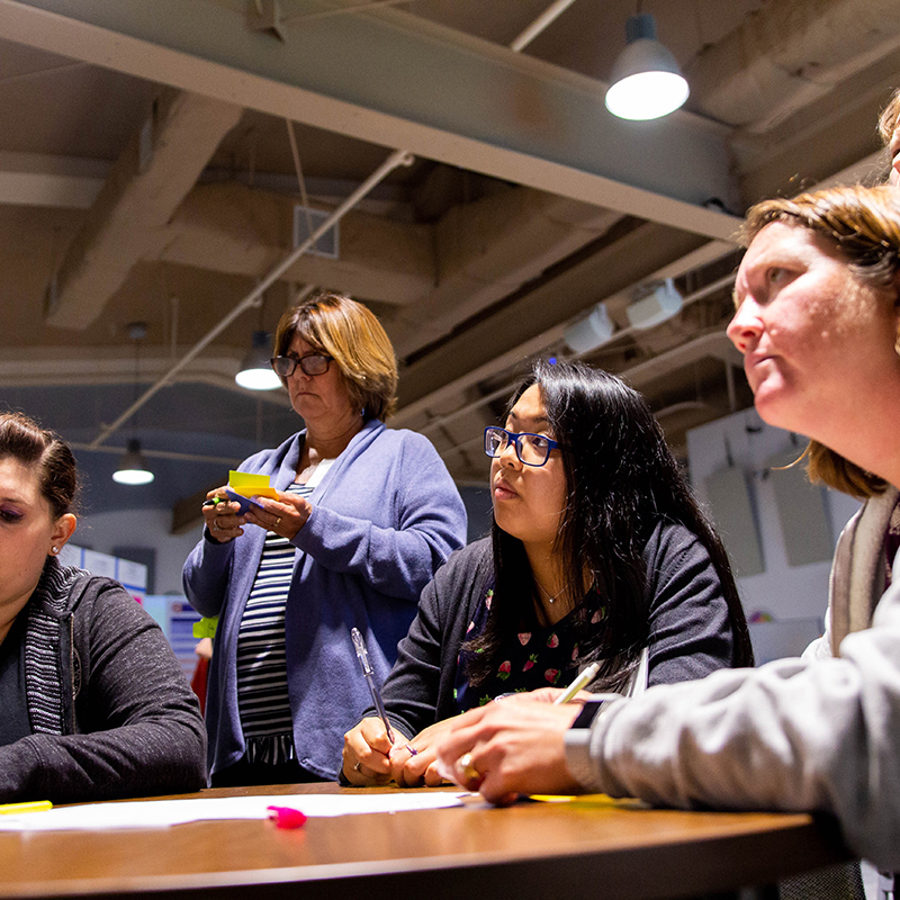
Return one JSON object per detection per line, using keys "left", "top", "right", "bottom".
{"left": 566, "top": 488, "right": 900, "bottom": 871}
{"left": 0, "top": 558, "right": 207, "bottom": 803}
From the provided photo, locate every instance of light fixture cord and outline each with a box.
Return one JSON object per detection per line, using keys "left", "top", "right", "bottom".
{"left": 131, "top": 334, "right": 140, "bottom": 440}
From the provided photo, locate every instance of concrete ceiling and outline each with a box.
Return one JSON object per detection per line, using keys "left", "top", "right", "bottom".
{"left": 0, "top": 0, "right": 896, "bottom": 529}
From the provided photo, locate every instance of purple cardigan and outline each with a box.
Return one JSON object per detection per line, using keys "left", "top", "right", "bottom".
{"left": 182, "top": 419, "right": 467, "bottom": 780}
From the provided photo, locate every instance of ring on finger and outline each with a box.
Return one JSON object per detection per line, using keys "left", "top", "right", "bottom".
{"left": 274, "top": 516, "right": 282, "bottom": 526}
{"left": 353, "top": 761, "right": 362, "bottom": 772}
{"left": 459, "top": 752, "right": 480, "bottom": 782}
{"left": 212, "top": 518, "right": 221, "bottom": 531}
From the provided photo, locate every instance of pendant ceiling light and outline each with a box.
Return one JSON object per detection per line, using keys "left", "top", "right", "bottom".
{"left": 605, "top": 13, "right": 689, "bottom": 121}
{"left": 113, "top": 438, "right": 154, "bottom": 485}
{"left": 236, "top": 330, "right": 281, "bottom": 391}
{"left": 113, "top": 322, "right": 154, "bottom": 485}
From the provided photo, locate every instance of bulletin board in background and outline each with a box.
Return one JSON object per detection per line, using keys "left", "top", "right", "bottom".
{"left": 59, "top": 544, "right": 147, "bottom": 602}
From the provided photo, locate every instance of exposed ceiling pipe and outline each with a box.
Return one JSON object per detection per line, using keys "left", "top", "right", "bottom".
{"left": 88, "top": 147, "right": 414, "bottom": 449}
{"left": 509, "top": 0, "right": 580, "bottom": 52}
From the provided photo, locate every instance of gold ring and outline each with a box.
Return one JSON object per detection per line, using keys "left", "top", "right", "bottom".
{"left": 459, "top": 752, "right": 480, "bottom": 782}
{"left": 274, "top": 517, "right": 282, "bottom": 526}
{"left": 353, "top": 761, "right": 362, "bottom": 773}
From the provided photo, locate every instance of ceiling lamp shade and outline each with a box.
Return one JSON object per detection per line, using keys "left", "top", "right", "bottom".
{"left": 236, "top": 330, "right": 281, "bottom": 391}
{"left": 605, "top": 14, "right": 689, "bottom": 121}
{"left": 563, "top": 302, "right": 615, "bottom": 353}
{"left": 112, "top": 438, "right": 154, "bottom": 485}
{"left": 626, "top": 278, "right": 683, "bottom": 329}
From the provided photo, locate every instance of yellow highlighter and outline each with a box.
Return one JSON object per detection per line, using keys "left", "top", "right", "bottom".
{"left": 0, "top": 800, "right": 52, "bottom": 815}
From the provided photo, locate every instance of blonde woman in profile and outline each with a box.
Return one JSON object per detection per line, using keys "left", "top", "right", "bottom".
{"left": 183, "top": 292, "right": 466, "bottom": 787}
{"left": 437, "top": 184, "right": 900, "bottom": 884}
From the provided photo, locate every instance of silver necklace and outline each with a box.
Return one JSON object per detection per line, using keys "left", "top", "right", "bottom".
{"left": 536, "top": 580, "right": 566, "bottom": 605}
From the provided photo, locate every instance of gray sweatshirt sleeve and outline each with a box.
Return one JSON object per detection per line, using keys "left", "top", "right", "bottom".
{"left": 566, "top": 576, "right": 900, "bottom": 871}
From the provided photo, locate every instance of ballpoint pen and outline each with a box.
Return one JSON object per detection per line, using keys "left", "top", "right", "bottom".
{"left": 553, "top": 662, "right": 602, "bottom": 705}
{"left": 350, "top": 628, "right": 417, "bottom": 756}
{"left": 351, "top": 627, "right": 395, "bottom": 743}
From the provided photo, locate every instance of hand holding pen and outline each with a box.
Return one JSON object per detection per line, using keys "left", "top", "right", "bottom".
{"left": 344, "top": 628, "right": 418, "bottom": 785}
{"left": 201, "top": 491, "right": 244, "bottom": 543}
{"left": 351, "top": 627, "right": 395, "bottom": 743}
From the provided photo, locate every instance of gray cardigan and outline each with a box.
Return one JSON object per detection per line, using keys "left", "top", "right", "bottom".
{"left": 0, "top": 558, "right": 206, "bottom": 803}
{"left": 372, "top": 522, "right": 738, "bottom": 741}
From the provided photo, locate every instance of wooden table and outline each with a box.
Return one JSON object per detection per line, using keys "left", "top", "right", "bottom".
{"left": 0, "top": 783, "right": 849, "bottom": 900}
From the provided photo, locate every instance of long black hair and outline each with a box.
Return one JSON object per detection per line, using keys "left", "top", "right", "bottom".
{"left": 465, "top": 359, "right": 752, "bottom": 689}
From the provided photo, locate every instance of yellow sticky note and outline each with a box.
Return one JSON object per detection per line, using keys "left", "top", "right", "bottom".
{"left": 228, "top": 470, "right": 279, "bottom": 500}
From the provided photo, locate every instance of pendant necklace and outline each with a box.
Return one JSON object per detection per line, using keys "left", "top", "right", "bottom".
{"left": 536, "top": 580, "right": 566, "bottom": 605}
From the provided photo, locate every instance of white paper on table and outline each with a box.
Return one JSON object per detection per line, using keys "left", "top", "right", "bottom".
{"left": 0, "top": 791, "right": 471, "bottom": 832}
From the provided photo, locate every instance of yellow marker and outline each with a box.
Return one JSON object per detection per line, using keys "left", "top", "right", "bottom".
{"left": 0, "top": 800, "right": 52, "bottom": 815}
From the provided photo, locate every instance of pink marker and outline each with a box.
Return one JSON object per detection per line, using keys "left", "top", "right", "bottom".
{"left": 267, "top": 806, "right": 307, "bottom": 829}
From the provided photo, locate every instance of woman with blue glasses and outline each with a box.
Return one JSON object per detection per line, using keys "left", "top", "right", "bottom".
{"left": 342, "top": 358, "right": 752, "bottom": 786}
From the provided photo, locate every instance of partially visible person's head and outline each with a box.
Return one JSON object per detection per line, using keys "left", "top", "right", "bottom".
{"left": 732, "top": 184, "right": 900, "bottom": 497}
{"left": 0, "top": 413, "right": 78, "bottom": 620}
{"left": 0, "top": 412, "right": 78, "bottom": 519}
{"left": 274, "top": 293, "right": 398, "bottom": 421}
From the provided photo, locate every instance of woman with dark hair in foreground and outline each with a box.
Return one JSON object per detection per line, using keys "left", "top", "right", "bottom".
{"left": 0, "top": 412, "right": 206, "bottom": 803}
{"left": 343, "top": 359, "right": 751, "bottom": 786}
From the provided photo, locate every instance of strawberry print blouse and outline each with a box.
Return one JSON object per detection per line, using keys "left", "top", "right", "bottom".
{"left": 454, "top": 584, "right": 605, "bottom": 711}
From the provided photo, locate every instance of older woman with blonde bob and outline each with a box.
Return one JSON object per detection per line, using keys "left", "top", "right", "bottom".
{"left": 436, "top": 184, "right": 900, "bottom": 876}
{"left": 184, "top": 292, "right": 466, "bottom": 786}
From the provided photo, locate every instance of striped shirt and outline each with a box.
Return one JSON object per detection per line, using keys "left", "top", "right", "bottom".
{"left": 236, "top": 482, "right": 312, "bottom": 765}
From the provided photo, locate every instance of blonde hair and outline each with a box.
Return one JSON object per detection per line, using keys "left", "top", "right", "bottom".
{"left": 739, "top": 184, "right": 900, "bottom": 498}
{"left": 879, "top": 87, "right": 900, "bottom": 147}
{"left": 274, "top": 292, "right": 398, "bottom": 421}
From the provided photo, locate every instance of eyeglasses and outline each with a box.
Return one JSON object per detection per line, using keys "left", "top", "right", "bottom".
{"left": 483, "top": 426, "right": 560, "bottom": 468}
{"left": 270, "top": 353, "right": 333, "bottom": 378}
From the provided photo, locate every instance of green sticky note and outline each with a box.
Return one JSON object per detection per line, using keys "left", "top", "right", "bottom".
{"left": 193, "top": 616, "right": 219, "bottom": 639}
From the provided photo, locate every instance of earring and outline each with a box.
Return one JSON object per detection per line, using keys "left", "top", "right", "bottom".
{"left": 51, "top": 547, "right": 59, "bottom": 555}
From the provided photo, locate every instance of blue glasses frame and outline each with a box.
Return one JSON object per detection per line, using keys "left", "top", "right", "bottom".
{"left": 483, "top": 426, "right": 559, "bottom": 468}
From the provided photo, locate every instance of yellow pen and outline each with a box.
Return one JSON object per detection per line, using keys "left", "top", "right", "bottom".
{"left": 0, "top": 800, "right": 53, "bottom": 816}
{"left": 553, "top": 662, "right": 602, "bottom": 705}
{"left": 0, "top": 800, "right": 52, "bottom": 815}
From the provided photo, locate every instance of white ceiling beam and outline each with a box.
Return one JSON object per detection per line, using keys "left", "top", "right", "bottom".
{"left": 44, "top": 86, "right": 244, "bottom": 330}
{"left": 161, "top": 182, "right": 435, "bottom": 306}
{"left": 0, "top": 151, "right": 106, "bottom": 208}
{"left": 0, "top": 0, "right": 742, "bottom": 241}
{"left": 395, "top": 221, "right": 713, "bottom": 413}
